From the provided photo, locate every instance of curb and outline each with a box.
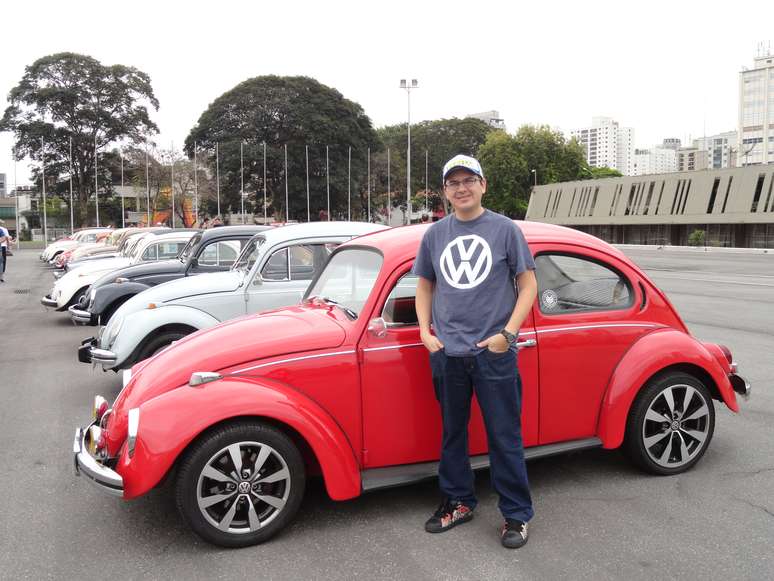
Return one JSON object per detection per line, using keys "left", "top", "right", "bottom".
{"left": 614, "top": 244, "right": 772, "bottom": 255}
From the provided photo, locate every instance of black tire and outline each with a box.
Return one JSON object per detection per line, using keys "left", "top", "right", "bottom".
{"left": 623, "top": 371, "right": 715, "bottom": 475}
{"left": 175, "top": 421, "right": 305, "bottom": 547}
{"left": 136, "top": 330, "right": 189, "bottom": 361}
{"left": 65, "top": 287, "right": 88, "bottom": 309}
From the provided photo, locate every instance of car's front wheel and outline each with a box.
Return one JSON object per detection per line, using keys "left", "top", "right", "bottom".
{"left": 175, "top": 421, "right": 305, "bottom": 547}
{"left": 624, "top": 371, "right": 715, "bottom": 475}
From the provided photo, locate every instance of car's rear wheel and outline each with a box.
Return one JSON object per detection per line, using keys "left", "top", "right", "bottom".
{"left": 624, "top": 371, "right": 715, "bottom": 475}
{"left": 175, "top": 421, "right": 305, "bottom": 547}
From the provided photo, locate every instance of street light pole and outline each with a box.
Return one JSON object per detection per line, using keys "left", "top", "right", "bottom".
{"left": 216, "top": 142, "right": 221, "bottom": 218}
{"left": 69, "top": 137, "right": 74, "bottom": 233}
{"left": 400, "top": 79, "right": 419, "bottom": 225}
{"left": 531, "top": 168, "right": 537, "bottom": 187}
{"left": 240, "top": 141, "right": 245, "bottom": 224}
{"left": 170, "top": 143, "right": 176, "bottom": 228}
{"left": 41, "top": 137, "right": 48, "bottom": 243}
{"left": 120, "top": 148, "right": 125, "bottom": 228}
{"left": 94, "top": 134, "right": 100, "bottom": 227}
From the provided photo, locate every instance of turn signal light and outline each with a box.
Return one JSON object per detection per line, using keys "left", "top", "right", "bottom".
{"left": 88, "top": 425, "right": 105, "bottom": 455}
{"left": 92, "top": 395, "right": 109, "bottom": 422}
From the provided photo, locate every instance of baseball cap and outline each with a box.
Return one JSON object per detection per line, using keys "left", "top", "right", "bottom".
{"left": 442, "top": 154, "right": 484, "bottom": 182}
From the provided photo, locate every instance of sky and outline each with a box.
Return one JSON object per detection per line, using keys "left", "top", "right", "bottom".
{"left": 1, "top": 0, "right": 773, "bottom": 186}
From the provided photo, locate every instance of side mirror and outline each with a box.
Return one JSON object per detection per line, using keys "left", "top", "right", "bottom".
{"left": 367, "top": 317, "right": 388, "bottom": 338}
{"left": 253, "top": 272, "right": 264, "bottom": 286}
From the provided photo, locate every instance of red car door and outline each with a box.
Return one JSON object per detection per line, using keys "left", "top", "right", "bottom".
{"left": 530, "top": 243, "right": 654, "bottom": 444}
{"left": 358, "top": 262, "right": 539, "bottom": 469}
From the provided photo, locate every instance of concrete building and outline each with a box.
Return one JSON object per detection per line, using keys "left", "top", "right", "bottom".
{"left": 526, "top": 164, "right": 774, "bottom": 248}
{"left": 738, "top": 51, "right": 774, "bottom": 166}
{"left": 676, "top": 147, "right": 708, "bottom": 172}
{"left": 0, "top": 173, "right": 6, "bottom": 197}
{"left": 661, "top": 138, "right": 681, "bottom": 150}
{"left": 632, "top": 147, "right": 677, "bottom": 176}
{"left": 570, "top": 117, "right": 634, "bottom": 175}
{"left": 467, "top": 110, "right": 506, "bottom": 131}
{"left": 693, "top": 131, "right": 738, "bottom": 169}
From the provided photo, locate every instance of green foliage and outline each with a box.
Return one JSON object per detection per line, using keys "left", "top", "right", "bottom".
{"left": 476, "top": 125, "right": 588, "bottom": 218}
{"left": 586, "top": 166, "right": 623, "bottom": 179}
{"left": 184, "top": 76, "right": 380, "bottom": 221}
{"left": 688, "top": 229, "right": 706, "bottom": 247}
{"left": 0, "top": 53, "right": 159, "bottom": 226}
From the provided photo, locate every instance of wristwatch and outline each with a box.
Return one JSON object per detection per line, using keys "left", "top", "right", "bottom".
{"left": 500, "top": 329, "right": 517, "bottom": 345}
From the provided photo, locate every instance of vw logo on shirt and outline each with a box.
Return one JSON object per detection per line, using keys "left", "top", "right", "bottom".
{"left": 439, "top": 235, "right": 493, "bottom": 289}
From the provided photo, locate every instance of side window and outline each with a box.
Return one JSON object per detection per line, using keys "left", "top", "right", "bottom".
{"left": 289, "top": 243, "right": 338, "bottom": 281}
{"left": 262, "top": 248, "right": 289, "bottom": 280}
{"left": 199, "top": 241, "right": 240, "bottom": 267}
{"left": 141, "top": 244, "right": 158, "bottom": 261}
{"left": 382, "top": 272, "right": 419, "bottom": 326}
{"left": 158, "top": 242, "right": 184, "bottom": 260}
{"left": 535, "top": 254, "right": 632, "bottom": 314}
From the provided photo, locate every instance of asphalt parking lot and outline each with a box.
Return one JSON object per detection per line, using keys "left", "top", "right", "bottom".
{"left": 0, "top": 246, "right": 772, "bottom": 581}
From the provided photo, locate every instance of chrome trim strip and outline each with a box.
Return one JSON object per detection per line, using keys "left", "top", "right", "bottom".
{"left": 232, "top": 350, "right": 356, "bottom": 374}
{"left": 536, "top": 323, "right": 659, "bottom": 335}
{"left": 363, "top": 343, "right": 424, "bottom": 352}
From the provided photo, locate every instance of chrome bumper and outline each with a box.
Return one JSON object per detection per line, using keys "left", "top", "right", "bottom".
{"left": 69, "top": 305, "right": 94, "bottom": 325}
{"left": 729, "top": 373, "right": 751, "bottom": 400}
{"left": 53, "top": 270, "right": 65, "bottom": 279}
{"left": 73, "top": 425, "right": 124, "bottom": 497}
{"left": 90, "top": 347, "right": 118, "bottom": 367}
{"left": 40, "top": 295, "right": 58, "bottom": 308}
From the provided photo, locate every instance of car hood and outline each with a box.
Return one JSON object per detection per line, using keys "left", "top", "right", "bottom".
{"left": 106, "top": 306, "right": 346, "bottom": 453}
{"left": 92, "top": 259, "right": 185, "bottom": 289}
{"left": 143, "top": 271, "right": 244, "bottom": 304}
{"left": 64, "top": 256, "right": 130, "bottom": 277}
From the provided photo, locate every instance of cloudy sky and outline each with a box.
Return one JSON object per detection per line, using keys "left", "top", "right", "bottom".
{"left": 1, "top": 0, "right": 773, "bottom": 185}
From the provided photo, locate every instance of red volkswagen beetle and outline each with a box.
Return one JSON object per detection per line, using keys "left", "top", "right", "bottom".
{"left": 73, "top": 222, "right": 749, "bottom": 547}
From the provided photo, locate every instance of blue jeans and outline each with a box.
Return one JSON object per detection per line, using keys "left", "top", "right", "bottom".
{"left": 429, "top": 348, "right": 534, "bottom": 522}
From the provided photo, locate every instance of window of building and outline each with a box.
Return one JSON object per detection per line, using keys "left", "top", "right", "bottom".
{"left": 721, "top": 176, "right": 733, "bottom": 213}
{"left": 654, "top": 182, "right": 665, "bottom": 215}
{"left": 568, "top": 188, "right": 577, "bottom": 217}
{"left": 680, "top": 180, "right": 691, "bottom": 214}
{"left": 707, "top": 178, "right": 721, "bottom": 214}
{"left": 670, "top": 180, "right": 683, "bottom": 215}
{"left": 751, "top": 174, "right": 766, "bottom": 212}
{"left": 642, "top": 182, "right": 655, "bottom": 215}
{"left": 763, "top": 173, "right": 774, "bottom": 212}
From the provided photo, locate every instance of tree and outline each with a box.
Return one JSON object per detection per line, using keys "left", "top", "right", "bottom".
{"left": 376, "top": 117, "right": 494, "bottom": 212}
{"left": 0, "top": 53, "right": 159, "bottom": 226}
{"left": 184, "top": 76, "right": 381, "bottom": 222}
{"left": 476, "top": 125, "right": 589, "bottom": 218}
{"left": 585, "top": 166, "right": 623, "bottom": 179}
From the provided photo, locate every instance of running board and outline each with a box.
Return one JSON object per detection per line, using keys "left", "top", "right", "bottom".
{"left": 361, "top": 437, "right": 602, "bottom": 492}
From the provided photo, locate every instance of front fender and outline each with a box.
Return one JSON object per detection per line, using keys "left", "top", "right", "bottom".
{"left": 597, "top": 328, "right": 739, "bottom": 449}
{"left": 92, "top": 282, "right": 150, "bottom": 315}
{"left": 117, "top": 377, "right": 361, "bottom": 501}
{"left": 107, "top": 305, "right": 221, "bottom": 367}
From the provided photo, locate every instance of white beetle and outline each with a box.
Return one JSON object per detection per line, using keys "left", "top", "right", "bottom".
{"left": 87, "top": 222, "right": 388, "bottom": 370}
{"left": 42, "top": 231, "right": 196, "bottom": 311}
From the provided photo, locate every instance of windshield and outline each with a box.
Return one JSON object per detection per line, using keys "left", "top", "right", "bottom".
{"left": 126, "top": 235, "right": 148, "bottom": 260}
{"left": 232, "top": 236, "right": 265, "bottom": 272}
{"left": 305, "top": 248, "right": 383, "bottom": 318}
{"left": 179, "top": 232, "right": 202, "bottom": 262}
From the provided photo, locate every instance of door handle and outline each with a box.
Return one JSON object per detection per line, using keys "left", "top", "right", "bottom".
{"left": 515, "top": 339, "right": 536, "bottom": 348}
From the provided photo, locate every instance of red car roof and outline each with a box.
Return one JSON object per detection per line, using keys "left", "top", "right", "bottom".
{"left": 350, "top": 219, "right": 627, "bottom": 265}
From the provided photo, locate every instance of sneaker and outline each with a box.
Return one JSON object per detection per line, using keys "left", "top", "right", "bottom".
{"left": 501, "top": 519, "right": 529, "bottom": 549}
{"left": 424, "top": 499, "right": 474, "bottom": 533}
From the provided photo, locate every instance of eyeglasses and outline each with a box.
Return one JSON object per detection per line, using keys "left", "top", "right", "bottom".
{"left": 444, "top": 176, "right": 481, "bottom": 190}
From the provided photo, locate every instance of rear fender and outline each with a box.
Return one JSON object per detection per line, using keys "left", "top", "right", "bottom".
{"left": 117, "top": 376, "right": 361, "bottom": 501}
{"left": 92, "top": 282, "right": 150, "bottom": 315}
{"left": 597, "top": 328, "right": 739, "bottom": 449}
{"left": 109, "top": 305, "right": 219, "bottom": 368}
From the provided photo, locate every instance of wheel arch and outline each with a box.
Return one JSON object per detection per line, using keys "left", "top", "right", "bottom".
{"left": 596, "top": 329, "right": 738, "bottom": 450}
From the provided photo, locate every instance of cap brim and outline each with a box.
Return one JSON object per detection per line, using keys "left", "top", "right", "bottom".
{"left": 443, "top": 166, "right": 483, "bottom": 181}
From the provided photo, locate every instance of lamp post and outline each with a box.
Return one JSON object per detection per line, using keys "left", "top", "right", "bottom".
{"left": 400, "top": 78, "right": 418, "bottom": 225}
{"left": 531, "top": 168, "right": 537, "bottom": 187}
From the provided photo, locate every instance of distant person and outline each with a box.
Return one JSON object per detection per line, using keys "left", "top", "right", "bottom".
{"left": 0, "top": 219, "right": 12, "bottom": 282}
{"left": 420, "top": 213, "right": 430, "bottom": 224}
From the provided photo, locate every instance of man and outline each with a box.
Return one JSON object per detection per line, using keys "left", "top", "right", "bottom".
{"left": 0, "top": 219, "right": 12, "bottom": 282}
{"left": 412, "top": 154, "right": 538, "bottom": 549}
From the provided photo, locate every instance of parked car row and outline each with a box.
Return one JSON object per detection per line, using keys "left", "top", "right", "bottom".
{"left": 37, "top": 221, "right": 750, "bottom": 548}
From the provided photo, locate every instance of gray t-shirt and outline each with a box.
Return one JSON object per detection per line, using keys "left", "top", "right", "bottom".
{"left": 412, "top": 210, "right": 535, "bottom": 356}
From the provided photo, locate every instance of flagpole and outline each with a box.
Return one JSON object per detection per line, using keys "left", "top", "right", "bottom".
{"left": 262, "top": 141, "right": 267, "bottom": 223}
{"left": 120, "top": 148, "right": 125, "bottom": 228}
{"left": 387, "top": 147, "right": 391, "bottom": 224}
{"left": 425, "top": 149, "right": 429, "bottom": 213}
{"left": 41, "top": 137, "right": 48, "bottom": 243}
{"left": 13, "top": 149, "right": 20, "bottom": 249}
{"left": 193, "top": 141, "right": 199, "bottom": 224}
{"left": 170, "top": 143, "right": 175, "bottom": 228}
{"left": 326, "top": 145, "right": 330, "bottom": 221}
{"left": 305, "top": 145, "right": 310, "bottom": 222}
{"left": 348, "top": 146, "right": 351, "bottom": 221}
{"left": 145, "top": 141, "right": 150, "bottom": 226}
{"left": 367, "top": 147, "right": 371, "bottom": 222}
{"left": 284, "top": 143, "right": 289, "bottom": 222}
{"left": 215, "top": 142, "right": 221, "bottom": 218}
{"left": 240, "top": 141, "right": 245, "bottom": 224}
{"left": 69, "top": 137, "right": 74, "bottom": 233}
{"left": 94, "top": 133, "right": 100, "bottom": 227}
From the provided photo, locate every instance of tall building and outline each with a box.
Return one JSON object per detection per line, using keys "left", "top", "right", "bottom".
{"left": 570, "top": 117, "right": 634, "bottom": 175}
{"left": 632, "top": 147, "right": 678, "bottom": 176}
{"left": 662, "top": 138, "right": 682, "bottom": 150}
{"left": 693, "top": 131, "right": 737, "bottom": 169}
{"left": 0, "top": 173, "right": 6, "bottom": 198}
{"left": 467, "top": 110, "right": 506, "bottom": 131}
{"left": 676, "top": 147, "right": 708, "bottom": 172}
{"left": 738, "top": 51, "right": 774, "bottom": 166}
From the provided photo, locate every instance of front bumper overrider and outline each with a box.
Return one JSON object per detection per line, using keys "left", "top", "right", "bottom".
{"left": 69, "top": 306, "right": 94, "bottom": 325}
{"left": 73, "top": 424, "right": 124, "bottom": 497}
{"left": 78, "top": 337, "right": 117, "bottom": 367}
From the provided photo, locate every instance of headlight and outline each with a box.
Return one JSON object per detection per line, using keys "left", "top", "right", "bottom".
{"left": 92, "top": 395, "right": 109, "bottom": 422}
{"left": 106, "top": 316, "right": 124, "bottom": 347}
